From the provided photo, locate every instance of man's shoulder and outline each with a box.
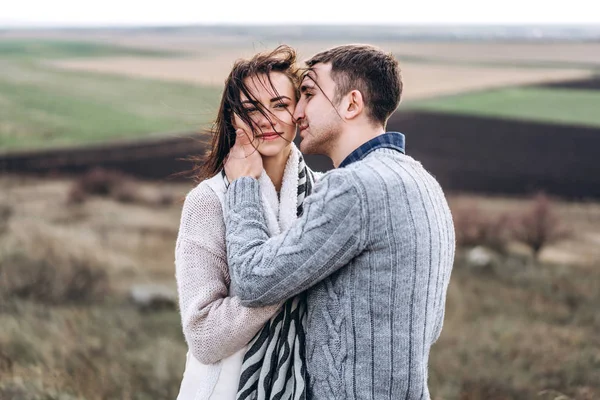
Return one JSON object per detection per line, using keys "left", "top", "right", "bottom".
{"left": 354, "top": 150, "right": 429, "bottom": 177}
{"left": 345, "top": 150, "right": 445, "bottom": 196}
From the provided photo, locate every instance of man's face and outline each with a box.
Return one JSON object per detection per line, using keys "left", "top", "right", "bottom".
{"left": 293, "top": 63, "right": 343, "bottom": 156}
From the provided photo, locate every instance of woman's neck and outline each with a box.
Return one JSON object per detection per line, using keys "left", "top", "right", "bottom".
{"left": 262, "top": 144, "right": 292, "bottom": 193}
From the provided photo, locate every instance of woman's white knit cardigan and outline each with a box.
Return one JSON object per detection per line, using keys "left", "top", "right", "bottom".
{"left": 175, "top": 145, "right": 305, "bottom": 400}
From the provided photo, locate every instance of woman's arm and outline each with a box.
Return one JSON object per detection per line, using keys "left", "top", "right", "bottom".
{"left": 175, "top": 184, "right": 280, "bottom": 364}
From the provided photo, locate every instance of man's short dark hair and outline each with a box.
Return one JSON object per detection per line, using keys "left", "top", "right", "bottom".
{"left": 306, "top": 44, "right": 402, "bottom": 127}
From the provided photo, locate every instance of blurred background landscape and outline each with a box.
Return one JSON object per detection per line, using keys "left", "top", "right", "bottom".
{"left": 1, "top": 16, "right": 600, "bottom": 400}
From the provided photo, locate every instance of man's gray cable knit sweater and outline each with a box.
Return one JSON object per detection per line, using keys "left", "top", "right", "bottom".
{"left": 224, "top": 148, "right": 455, "bottom": 400}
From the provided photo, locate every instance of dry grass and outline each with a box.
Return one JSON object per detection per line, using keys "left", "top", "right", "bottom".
{"left": 1, "top": 175, "right": 599, "bottom": 399}
{"left": 0, "top": 221, "right": 109, "bottom": 304}
{"left": 0, "top": 300, "right": 186, "bottom": 399}
{"left": 0, "top": 175, "right": 189, "bottom": 286}
{"left": 431, "top": 253, "right": 600, "bottom": 399}
{"left": 0, "top": 174, "right": 193, "bottom": 399}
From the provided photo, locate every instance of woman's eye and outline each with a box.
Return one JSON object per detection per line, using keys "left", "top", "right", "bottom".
{"left": 275, "top": 103, "right": 288, "bottom": 109}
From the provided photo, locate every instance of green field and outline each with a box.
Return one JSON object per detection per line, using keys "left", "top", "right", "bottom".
{"left": 0, "top": 40, "right": 221, "bottom": 152}
{"left": 407, "top": 86, "right": 600, "bottom": 128}
{"left": 0, "top": 39, "right": 177, "bottom": 59}
{"left": 2, "top": 38, "right": 600, "bottom": 152}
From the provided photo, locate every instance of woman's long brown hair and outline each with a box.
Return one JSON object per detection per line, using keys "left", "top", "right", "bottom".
{"left": 190, "top": 45, "right": 300, "bottom": 182}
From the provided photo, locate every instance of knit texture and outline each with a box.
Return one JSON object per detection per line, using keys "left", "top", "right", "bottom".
{"left": 175, "top": 177, "right": 280, "bottom": 365}
{"left": 237, "top": 150, "right": 316, "bottom": 400}
{"left": 174, "top": 144, "right": 317, "bottom": 368}
{"left": 224, "top": 149, "right": 456, "bottom": 400}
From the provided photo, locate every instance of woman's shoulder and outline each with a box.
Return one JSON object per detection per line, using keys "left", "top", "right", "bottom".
{"left": 185, "top": 173, "right": 227, "bottom": 206}
{"left": 181, "top": 174, "right": 227, "bottom": 221}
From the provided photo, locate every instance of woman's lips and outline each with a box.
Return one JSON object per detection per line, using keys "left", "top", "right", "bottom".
{"left": 257, "top": 132, "right": 281, "bottom": 141}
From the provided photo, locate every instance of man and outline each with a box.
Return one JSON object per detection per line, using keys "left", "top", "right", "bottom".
{"left": 224, "top": 44, "right": 455, "bottom": 399}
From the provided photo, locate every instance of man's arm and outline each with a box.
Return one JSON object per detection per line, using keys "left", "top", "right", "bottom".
{"left": 225, "top": 171, "right": 366, "bottom": 307}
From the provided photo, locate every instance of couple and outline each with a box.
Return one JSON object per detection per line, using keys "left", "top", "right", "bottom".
{"left": 175, "top": 44, "right": 455, "bottom": 400}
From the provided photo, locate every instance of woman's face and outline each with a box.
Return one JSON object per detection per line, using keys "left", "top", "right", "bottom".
{"left": 232, "top": 72, "right": 297, "bottom": 158}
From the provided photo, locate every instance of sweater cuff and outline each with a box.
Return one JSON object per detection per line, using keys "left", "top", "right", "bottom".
{"left": 226, "top": 176, "right": 260, "bottom": 209}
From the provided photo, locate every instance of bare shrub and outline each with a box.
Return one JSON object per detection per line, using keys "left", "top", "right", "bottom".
{"left": 512, "top": 193, "right": 570, "bottom": 259}
{"left": 69, "top": 167, "right": 140, "bottom": 204}
{"left": 153, "top": 188, "right": 179, "bottom": 207}
{"left": 76, "top": 167, "right": 128, "bottom": 195}
{"left": 0, "top": 348, "right": 13, "bottom": 375}
{"left": 0, "top": 223, "right": 109, "bottom": 304}
{"left": 67, "top": 168, "right": 181, "bottom": 208}
{"left": 110, "top": 181, "right": 138, "bottom": 203}
{"left": 451, "top": 201, "right": 513, "bottom": 254}
{"left": 66, "top": 184, "right": 88, "bottom": 205}
{"left": 0, "top": 203, "right": 12, "bottom": 236}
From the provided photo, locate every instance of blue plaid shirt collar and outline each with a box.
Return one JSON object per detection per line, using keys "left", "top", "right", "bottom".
{"left": 338, "top": 131, "right": 405, "bottom": 168}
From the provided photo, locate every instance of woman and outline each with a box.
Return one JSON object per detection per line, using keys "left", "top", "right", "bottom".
{"left": 175, "top": 45, "right": 317, "bottom": 400}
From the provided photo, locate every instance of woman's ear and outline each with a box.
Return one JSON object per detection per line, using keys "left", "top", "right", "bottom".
{"left": 345, "top": 90, "right": 364, "bottom": 120}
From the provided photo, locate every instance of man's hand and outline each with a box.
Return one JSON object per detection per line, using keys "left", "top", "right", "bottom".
{"left": 224, "top": 129, "right": 263, "bottom": 181}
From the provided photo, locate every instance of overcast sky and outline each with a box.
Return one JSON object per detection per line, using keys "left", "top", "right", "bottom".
{"left": 1, "top": 0, "right": 598, "bottom": 27}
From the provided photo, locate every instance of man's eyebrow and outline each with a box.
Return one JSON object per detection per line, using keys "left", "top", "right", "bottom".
{"left": 300, "top": 84, "right": 312, "bottom": 93}
{"left": 300, "top": 67, "right": 320, "bottom": 92}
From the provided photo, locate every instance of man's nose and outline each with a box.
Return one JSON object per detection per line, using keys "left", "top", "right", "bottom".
{"left": 293, "top": 102, "right": 304, "bottom": 123}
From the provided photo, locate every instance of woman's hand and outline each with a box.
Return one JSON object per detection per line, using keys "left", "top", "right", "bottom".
{"left": 224, "top": 129, "right": 263, "bottom": 181}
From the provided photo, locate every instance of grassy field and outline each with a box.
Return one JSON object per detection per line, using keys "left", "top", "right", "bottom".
{"left": 0, "top": 38, "right": 177, "bottom": 59}
{"left": 0, "top": 40, "right": 220, "bottom": 152}
{"left": 2, "top": 37, "right": 599, "bottom": 152}
{"left": 430, "top": 254, "right": 600, "bottom": 400}
{"left": 1, "top": 175, "right": 599, "bottom": 399}
{"left": 407, "top": 87, "right": 600, "bottom": 128}
{"left": 1, "top": 30, "right": 599, "bottom": 400}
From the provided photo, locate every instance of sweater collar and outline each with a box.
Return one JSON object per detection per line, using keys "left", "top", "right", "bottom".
{"left": 339, "top": 131, "right": 405, "bottom": 169}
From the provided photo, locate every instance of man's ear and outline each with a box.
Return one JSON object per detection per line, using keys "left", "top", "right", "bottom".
{"left": 345, "top": 90, "right": 364, "bottom": 120}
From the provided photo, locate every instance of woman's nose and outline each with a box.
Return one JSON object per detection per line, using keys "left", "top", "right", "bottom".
{"left": 256, "top": 111, "right": 274, "bottom": 130}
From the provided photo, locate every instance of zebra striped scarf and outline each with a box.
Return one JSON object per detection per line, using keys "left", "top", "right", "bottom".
{"left": 234, "top": 154, "right": 315, "bottom": 400}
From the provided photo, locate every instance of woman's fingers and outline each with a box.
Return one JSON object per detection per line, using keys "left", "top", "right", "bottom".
{"left": 235, "top": 128, "right": 253, "bottom": 147}
{"left": 224, "top": 128, "right": 263, "bottom": 180}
